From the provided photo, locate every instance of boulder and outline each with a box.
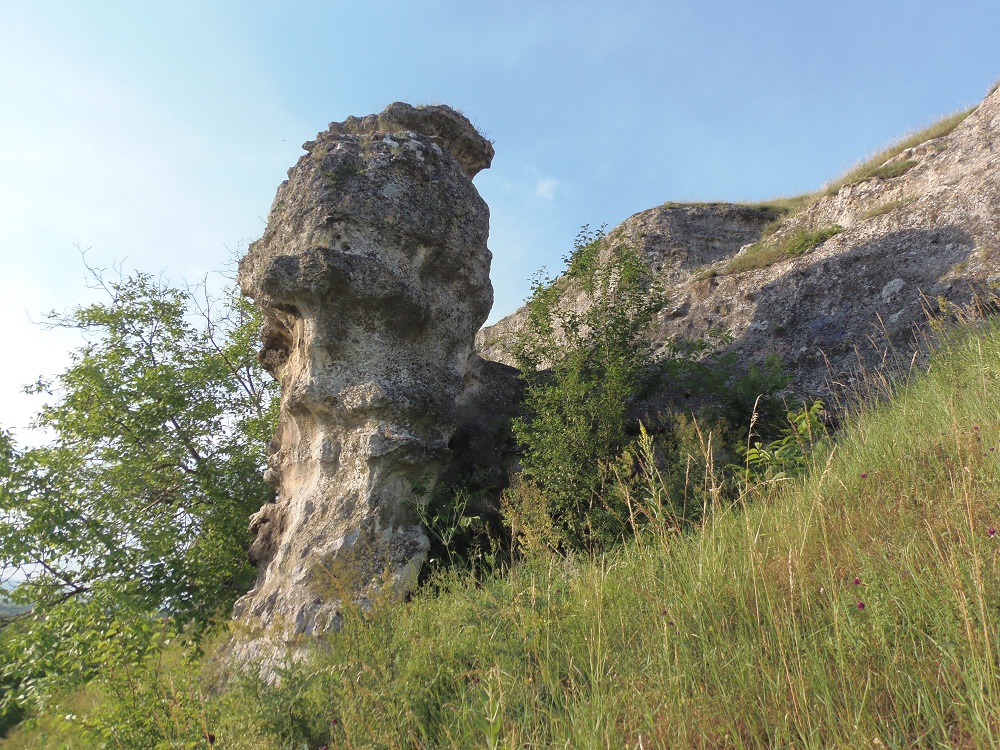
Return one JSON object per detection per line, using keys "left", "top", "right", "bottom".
{"left": 232, "top": 103, "right": 494, "bottom": 657}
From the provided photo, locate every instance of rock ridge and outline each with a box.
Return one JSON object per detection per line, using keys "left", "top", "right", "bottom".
{"left": 478, "top": 84, "right": 1000, "bottom": 405}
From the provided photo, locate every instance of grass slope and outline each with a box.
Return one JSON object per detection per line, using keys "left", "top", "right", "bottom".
{"left": 9, "top": 316, "right": 1000, "bottom": 749}
{"left": 725, "top": 224, "right": 844, "bottom": 274}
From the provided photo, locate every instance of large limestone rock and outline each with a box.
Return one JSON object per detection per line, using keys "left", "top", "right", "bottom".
{"left": 233, "top": 103, "right": 494, "bottom": 650}
{"left": 479, "top": 84, "right": 1000, "bottom": 407}
{"left": 476, "top": 203, "right": 779, "bottom": 367}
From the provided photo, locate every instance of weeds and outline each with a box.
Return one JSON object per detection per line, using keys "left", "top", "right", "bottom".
{"left": 408, "top": 474, "right": 493, "bottom": 569}
{"left": 725, "top": 224, "right": 844, "bottom": 274}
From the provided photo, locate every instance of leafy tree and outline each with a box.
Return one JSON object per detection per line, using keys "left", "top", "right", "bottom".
{"left": 0, "top": 265, "right": 278, "bottom": 716}
{"left": 510, "top": 227, "right": 668, "bottom": 550}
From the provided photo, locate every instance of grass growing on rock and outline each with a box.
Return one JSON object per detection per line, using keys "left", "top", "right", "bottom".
{"left": 724, "top": 224, "right": 844, "bottom": 274}
{"left": 722, "top": 107, "right": 973, "bottom": 277}
{"left": 731, "top": 106, "right": 976, "bottom": 258}
{"left": 862, "top": 197, "right": 915, "bottom": 221}
{"left": 10, "top": 314, "right": 1000, "bottom": 748}
{"left": 823, "top": 109, "right": 973, "bottom": 196}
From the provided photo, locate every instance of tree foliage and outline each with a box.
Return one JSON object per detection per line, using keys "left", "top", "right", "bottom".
{"left": 510, "top": 227, "right": 668, "bottom": 550}
{"left": 0, "top": 266, "right": 278, "bottom": 715}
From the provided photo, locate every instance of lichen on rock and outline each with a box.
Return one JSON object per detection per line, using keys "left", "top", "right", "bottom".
{"left": 232, "top": 103, "right": 494, "bottom": 660}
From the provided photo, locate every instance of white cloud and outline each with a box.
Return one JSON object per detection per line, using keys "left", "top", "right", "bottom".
{"left": 533, "top": 176, "right": 559, "bottom": 201}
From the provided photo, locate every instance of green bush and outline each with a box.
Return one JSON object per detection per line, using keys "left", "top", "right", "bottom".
{"left": 510, "top": 226, "right": 667, "bottom": 551}
{"left": 733, "top": 398, "right": 828, "bottom": 485}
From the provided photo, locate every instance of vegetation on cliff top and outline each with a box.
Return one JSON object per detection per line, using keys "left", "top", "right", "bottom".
{"left": 715, "top": 106, "right": 977, "bottom": 276}
{"left": 758, "top": 105, "right": 974, "bottom": 217}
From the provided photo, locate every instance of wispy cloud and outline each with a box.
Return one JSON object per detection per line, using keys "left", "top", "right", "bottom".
{"left": 533, "top": 176, "right": 558, "bottom": 201}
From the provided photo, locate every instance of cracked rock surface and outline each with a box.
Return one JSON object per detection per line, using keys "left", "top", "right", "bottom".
{"left": 232, "top": 103, "right": 493, "bottom": 662}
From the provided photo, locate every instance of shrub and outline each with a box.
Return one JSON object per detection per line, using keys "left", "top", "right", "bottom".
{"left": 733, "top": 399, "right": 828, "bottom": 485}
{"left": 510, "top": 227, "right": 667, "bottom": 551}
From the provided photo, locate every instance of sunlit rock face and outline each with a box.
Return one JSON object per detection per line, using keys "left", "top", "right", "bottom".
{"left": 232, "top": 103, "right": 494, "bottom": 655}
{"left": 479, "top": 85, "right": 1000, "bottom": 409}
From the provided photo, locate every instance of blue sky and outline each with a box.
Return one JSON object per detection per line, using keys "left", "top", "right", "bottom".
{"left": 1, "top": 0, "right": 998, "bottom": 437}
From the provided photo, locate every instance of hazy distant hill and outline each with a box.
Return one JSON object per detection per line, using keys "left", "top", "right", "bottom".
{"left": 0, "top": 591, "right": 31, "bottom": 617}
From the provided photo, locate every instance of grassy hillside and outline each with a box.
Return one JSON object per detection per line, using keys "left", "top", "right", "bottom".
{"left": 7, "top": 311, "right": 1000, "bottom": 748}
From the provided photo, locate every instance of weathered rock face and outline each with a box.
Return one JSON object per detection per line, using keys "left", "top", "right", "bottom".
{"left": 475, "top": 203, "right": 780, "bottom": 366}
{"left": 233, "top": 103, "right": 494, "bottom": 650}
{"left": 479, "top": 84, "right": 1000, "bottom": 407}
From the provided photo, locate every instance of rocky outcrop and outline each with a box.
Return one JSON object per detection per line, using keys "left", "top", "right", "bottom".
{"left": 479, "top": 84, "right": 1000, "bottom": 406}
{"left": 232, "top": 103, "right": 494, "bottom": 656}
{"left": 475, "top": 203, "right": 780, "bottom": 366}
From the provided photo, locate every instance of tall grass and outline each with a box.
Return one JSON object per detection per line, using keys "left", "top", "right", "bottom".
{"left": 8, "top": 317, "right": 1000, "bottom": 749}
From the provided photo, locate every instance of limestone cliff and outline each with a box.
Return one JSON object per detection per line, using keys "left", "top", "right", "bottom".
{"left": 478, "top": 84, "right": 1000, "bottom": 404}
{"left": 229, "top": 84, "right": 1000, "bottom": 665}
{"left": 233, "top": 103, "right": 494, "bottom": 656}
